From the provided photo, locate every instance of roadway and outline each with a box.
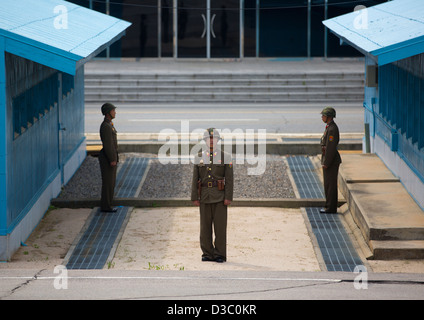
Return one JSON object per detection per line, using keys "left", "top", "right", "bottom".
{"left": 1, "top": 269, "right": 424, "bottom": 301}
{"left": 85, "top": 102, "right": 364, "bottom": 135}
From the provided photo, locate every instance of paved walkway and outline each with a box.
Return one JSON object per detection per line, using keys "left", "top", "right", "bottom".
{"left": 85, "top": 57, "right": 365, "bottom": 75}
{"left": 55, "top": 151, "right": 424, "bottom": 271}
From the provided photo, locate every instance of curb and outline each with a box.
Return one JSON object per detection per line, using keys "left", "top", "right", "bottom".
{"left": 87, "top": 142, "right": 362, "bottom": 156}
{"left": 51, "top": 197, "right": 346, "bottom": 209}
{"left": 85, "top": 133, "right": 363, "bottom": 156}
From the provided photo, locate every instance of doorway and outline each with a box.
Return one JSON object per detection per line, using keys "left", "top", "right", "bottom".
{"left": 176, "top": 0, "right": 240, "bottom": 58}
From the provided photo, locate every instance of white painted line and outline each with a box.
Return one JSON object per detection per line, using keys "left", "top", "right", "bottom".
{"left": 0, "top": 275, "right": 342, "bottom": 282}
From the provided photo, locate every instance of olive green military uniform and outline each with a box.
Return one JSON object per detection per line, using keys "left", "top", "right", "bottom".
{"left": 191, "top": 148, "right": 234, "bottom": 262}
{"left": 321, "top": 119, "right": 341, "bottom": 213}
{"left": 99, "top": 117, "right": 119, "bottom": 212}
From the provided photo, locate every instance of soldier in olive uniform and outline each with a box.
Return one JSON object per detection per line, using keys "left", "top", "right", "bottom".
{"left": 191, "top": 128, "right": 234, "bottom": 263}
{"left": 320, "top": 107, "right": 342, "bottom": 214}
{"left": 99, "top": 103, "right": 119, "bottom": 212}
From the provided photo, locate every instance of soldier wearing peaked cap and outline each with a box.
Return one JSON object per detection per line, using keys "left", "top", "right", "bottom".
{"left": 320, "top": 107, "right": 342, "bottom": 214}
{"left": 99, "top": 103, "right": 119, "bottom": 213}
{"left": 191, "top": 128, "right": 234, "bottom": 263}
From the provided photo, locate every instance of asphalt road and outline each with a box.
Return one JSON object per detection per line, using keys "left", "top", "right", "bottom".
{"left": 85, "top": 102, "right": 364, "bottom": 135}
{"left": 1, "top": 269, "right": 423, "bottom": 301}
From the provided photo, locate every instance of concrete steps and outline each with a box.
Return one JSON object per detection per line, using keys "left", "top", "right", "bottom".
{"left": 369, "top": 240, "right": 424, "bottom": 260}
{"left": 339, "top": 154, "right": 424, "bottom": 260}
{"left": 84, "top": 72, "right": 364, "bottom": 104}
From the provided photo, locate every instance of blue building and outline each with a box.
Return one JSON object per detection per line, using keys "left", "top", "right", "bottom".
{"left": 323, "top": 0, "right": 424, "bottom": 209}
{"left": 0, "top": 0, "right": 130, "bottom": 261}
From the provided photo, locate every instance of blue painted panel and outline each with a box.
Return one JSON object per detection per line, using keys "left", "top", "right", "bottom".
{"left": 5, "top": 37, "right": 77, "bottom": 75}
{"left": 376, "top": 54, "right": 424, "bottom": 182}
{"left": 60, "top": 66, "right": 84, "bottom": 164}
{"left": 378, "top": 57, "right": 424, "bottom": 146}
{"left": 62, "top": 73, "right": 74, "bottom": 96}
{"left": 5, "top": 53, "right": 59, "bottom": 230}
{"left": 0, "top": 37, "right": 7, "bottom": 233}
{"left": 375, "top": 112, "right": 393, "bottom": 148}
{"left": 3, "top": 54, "right": 87, "bottom": 232}
{"left": 377, "top": 41, "right": 424, "bottom": 66}
{"left": 420, "top": 77, "right": 424, "bottom": 150}
{"left": 12, "top": 72, "right": 58, "bottom": 138}
{"left": 398, "top": 132, "right": 424, "bottom": 184}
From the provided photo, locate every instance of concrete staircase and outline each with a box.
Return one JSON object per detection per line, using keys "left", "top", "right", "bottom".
{"left": 84, "top": 72, "right": 364, "bottom": 104}
{"left": 339, "top": 154, "right": 424, "bottom": 260}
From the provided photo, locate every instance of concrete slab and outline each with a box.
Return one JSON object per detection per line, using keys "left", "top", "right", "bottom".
{"left": 339, "top": 153, "right": 400, "bottom": 183}
{"left": 348, "top": 182, "right": 424, "bottom": 241}
{"left": 339, "top": 153, "right": 424, "bottom": 260}
{"left": 370, "top": 240, "right": 424, "bottom": 260}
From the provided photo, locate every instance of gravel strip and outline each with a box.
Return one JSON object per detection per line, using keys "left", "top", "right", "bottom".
{"left": 58, "top": 155, "right": 102, "bottom": 199}
{"left": 58, "top": 153, "right": 295, "bottom": 199}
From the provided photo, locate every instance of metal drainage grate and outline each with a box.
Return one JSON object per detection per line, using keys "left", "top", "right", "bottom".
{"left": 116, "top": 157, "right": 149, "bottom": 197}
{"left": 65, "top": 157, "right": 149, "bottom": 269}
{"left": 306, "top": 207, "right": 363, "bottom": 272}
{"left": 287, "top": 156, "right": 324, "bottom": 198}
{"left": 287, "top": 156, "right": 363, "bottom": 272}
{"left": 65, "top": 206, "right": 130, "bottom": 269}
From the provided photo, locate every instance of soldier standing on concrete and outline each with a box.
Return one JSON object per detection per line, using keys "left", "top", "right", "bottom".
{"left": 99, "top": 103, "right": 119, "bottom": 213}
{"left": 320, "top": 107, "right": 342, "bottom": 214}
{"left": 191, "top": 128, "right": 234, "bottom": 263}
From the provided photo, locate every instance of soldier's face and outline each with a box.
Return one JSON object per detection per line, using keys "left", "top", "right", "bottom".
{"left": 110, "top": 109, "right": 116, "bottom": 119}
{"left": 206, "top": 137, "right": 219, "bottom": 149}
{"left": 321, "top": 114, "right": 327, "bottom": 123}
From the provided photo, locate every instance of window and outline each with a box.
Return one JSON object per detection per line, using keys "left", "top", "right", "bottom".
{"left": 12, "top": 72, "right": 58, "bottom": 139}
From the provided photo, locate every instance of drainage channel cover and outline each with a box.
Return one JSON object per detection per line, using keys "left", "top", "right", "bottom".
{"left": 116, "top": 157, "right": 149, "bottom": 198}
{"left": 306, "top": 207, "right": 363, "bottom": 272}
{"left": 286, "top": 156, "right": 323, "bottom": 198}
{"left": 287, "top": 156, "right": 363, "bottom": 272}
{"left": 66, "top": 206, "right": 130, "bottom": 269}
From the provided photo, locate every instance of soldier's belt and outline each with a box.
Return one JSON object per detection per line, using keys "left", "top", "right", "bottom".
{"left": 201, "top": 180, "right": 225, "bottom": 190}
{"left": 202, "top": 181, "right": 218, "bottom": 188}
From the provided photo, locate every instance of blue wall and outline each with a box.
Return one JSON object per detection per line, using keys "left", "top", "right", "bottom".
{"left": 364, "top": 53, "right": 424, "bottom": 208}
{"left": 3, "top": 52, "right": 84, "bottom": 234}
{"left": 0, "top": 40, "right": 6, "bottom": 235}
{"left": 377, "top": 54, "right": 424, "bottom": 183}
{"left": 59, "top": 67, "right": 85, "bottom": 177}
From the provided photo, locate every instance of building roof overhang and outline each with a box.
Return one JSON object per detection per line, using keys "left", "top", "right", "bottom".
{"left": 323, "top": 0, "right": 424, "bottom": 66}
{"left": 0, "top": 0, "right": 131, "bottom": 75}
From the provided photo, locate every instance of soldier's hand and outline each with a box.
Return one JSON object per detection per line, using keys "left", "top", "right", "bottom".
{"left": 224, "top": 199, "right": 231, "bottom": 206}
{"left": 192, "top": 200, "right": 200, "bottom": 206}
{"left": 110, "top": 161, "right": 117, "bottom": 167}
{"left": 322, "top": 165, "right": 328, "bottom": 169}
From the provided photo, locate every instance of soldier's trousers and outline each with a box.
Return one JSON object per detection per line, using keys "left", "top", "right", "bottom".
{"left": 199, "top": 201, "right": 227, "bottom": 261}
{"left": 323, "top": 163, "right": 340, "bottom": 213}
{"left": 99, "top": 151, "right": 117, "bottom": 211}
